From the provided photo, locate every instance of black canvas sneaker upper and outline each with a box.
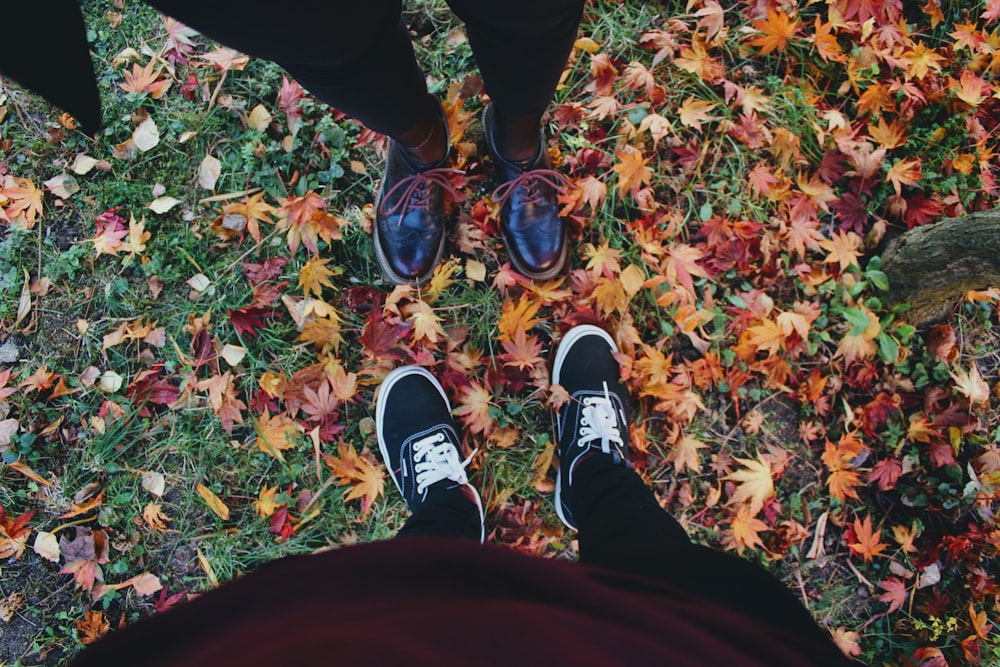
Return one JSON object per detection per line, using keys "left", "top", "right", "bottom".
{"left": 376, "top": 366, "right": 484, "bottom": 541}
{"left": 551, "top": 325, "right": 631, "bottom": 531}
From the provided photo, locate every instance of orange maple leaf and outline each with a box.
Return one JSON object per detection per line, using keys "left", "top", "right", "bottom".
{"left": 667, "top": 435, "right": 708, "bottom": 474}
{"left": 885, "top": 158, "right": 922, "bottom": 195}
{"left": 76, "top": 610, "right": 110, "bottom": 645}
{"left": 724, "top": 504, "right": 770, "bottom": 555}
{"left": 1, "top": 176, "right": 44, "bottom": 228}
{"left": 453, "top": 382, "right": 495, "bottom": 435}
{"left": 867, "top": 117, "right": 906, "bottom": 150}
{"left": 677, "top": 96, "right": 718, "bottom": 131}
{"left": 748, "top": 8, "right": 799, "bottom": 55}
{"left": 812, "top": 18, "right": 845, "bottom": 63}
{"left": 849, "top": 514, "right": 888, "bottom": 562}
{"left": 673, "top": 38, "right": 724, "bottom": 82}
{"left": 818, "top": 230, "right": 863, "bottom": 272}
{"left": 254, "top": 409, "right": 303, "bottom": 461}
{"left": 561, "top": 175, "right": 607, "bottom": 217}
{"left": 120, "top": 60, "right": 171, "bottom": 98}
{"left": 900, "top": 42, "right": 945, "bottom": 81}
{"left": 612, "top": 147, "right": 653, "bottom": 195}
{"left": 220, "top": 192, "right": 277, "bottom": 243}
{"left": 277, "top": 190, "right": 326, "bottom": 254}
{"left": 821, "top": 433, "right": 867, "bottom": 503}
{"left": 497, "top": 298, "right": 542, "bottom": 343}
{"left": 741, "top": 318, "right": 785, "bottom": 356}
{"left": 297, "top": 256, "right": 339, "bottom": 297}
{"left": 404, "top": 300, "right": 445, "bottom": 345}
{"left": 724, "top": 455, "right": 774, "bottom": 515}
{"left": 196, "top": 372, "right": 246, "bottom": 433}
{"left": 502, "top": 328, "right": 545, "bottom": 371}
{"left": 323, "top": 441, "right": 385, "bottom": 516}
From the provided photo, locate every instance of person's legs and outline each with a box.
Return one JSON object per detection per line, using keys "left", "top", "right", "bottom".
{"left": 376, "top": 366, "right": 484, "bottom": 541}
{"left": 147, "top": 0, "right": 429, "bottom": 139}
{"left": 446, "top": 0, "right": 585, "bottom": 160}
{"left": 445, "top": 0, "right": 584, "bottom": 280}
{"left": 551, "top": 324, "right": 847, "bottom": 652}
{"left": 148, "top": 0, "right": 454, "bottom": 285}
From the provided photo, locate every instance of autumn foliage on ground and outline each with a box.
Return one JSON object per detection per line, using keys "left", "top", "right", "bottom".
{"left": 2, "top": 0, "right": 1000, "bottom": 664}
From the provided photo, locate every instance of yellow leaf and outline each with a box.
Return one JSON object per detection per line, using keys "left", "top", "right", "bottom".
{"left": 248, "top": 104, "right": 272, "bottom": 131}
{"left": 254, "top": 485, "right": 279, "bottom": 518}
{"left": 143, "top": 502, "right": 172, "bottom": 531}
{"left": 254, "top": 409, "right": 303, "bottom": 461}
{"left": 667, "top": 435, "right": 708, "bottom": 474}
{"left": 123, "top": 214, "right": 150, "bottom": 255}
{"left": 404, "top": 301, "right": 445, "bottom": 344}
{"left": 466, "top": 259, "right": 487, "bottom": 282}
{"left": 619, "top": 264, "right": 645, "bottom": 298}
{"left": 951, "top": 363, "right": 990, "bottom": 405}
{"left": 612, "top": 146, "right": 653, "bottom": 195}
{"left": 677, "top": 96, "right": 718, "bottom": 131}
{"left": 497, "top": 297, "right": 542, "bottom": 343}
{"left": 323, "top": 442, "right": 385, "bottom": 516}
{"left": 195, "top": 483, "right": 230, "bottom": 520}
{"left": 297, "top": 256, "right": 339, "bottom": 297}
{"left": 724, "top": 455, "right": 774, "bottom": 515}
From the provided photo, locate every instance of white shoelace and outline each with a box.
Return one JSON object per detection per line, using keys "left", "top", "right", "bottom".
{"left": 412, "top": 432, "right": 478, "bottom": 495}
{"left": 577, "top": 382, "right": 624, "bottom": 454}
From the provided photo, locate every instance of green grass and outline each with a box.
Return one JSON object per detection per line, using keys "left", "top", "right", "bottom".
{"left": 2, "top": 1, "right": 1000, "bottom": 665}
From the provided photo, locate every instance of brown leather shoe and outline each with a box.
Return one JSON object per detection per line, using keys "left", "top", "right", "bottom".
{"left": 374, "top": 103, "right": 464, "bottom": 287}
{"left": 484, "top": 106, "right": 570, "bottom": 281}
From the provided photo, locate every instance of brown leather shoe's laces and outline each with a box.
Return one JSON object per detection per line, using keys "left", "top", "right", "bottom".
{"left": 380, "top": 168, "right": 465, "bottom": 224}
{"left": 491, "top": 169, "right": 569, "bottom": 209}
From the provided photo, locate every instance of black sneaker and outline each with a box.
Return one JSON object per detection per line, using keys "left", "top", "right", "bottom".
{"left": 376, "top": 365, "right": 484, "bottom": 542}
{"left": 551, "top": 324, "right": 630, "bottom": 531}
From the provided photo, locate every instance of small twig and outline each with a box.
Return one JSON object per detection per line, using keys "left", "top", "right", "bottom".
{"left": 223, "top": 225, "right": 283, "bottom": 273}
{"left": 299, "top": 472, "right": 340, "bottom": 517}
{"left": 205, "top": 69, "right": 228, "bottom": 113}
{"left": 197, "top": 187, "right": 263, "bottom": 205}
{"left": 846, "top": 558, "right": 875, "bottom": 591}
{"left": 793, "top": 566, "right": 811, "bottom": 610}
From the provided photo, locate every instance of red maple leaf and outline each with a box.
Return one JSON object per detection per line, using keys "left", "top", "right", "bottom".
{"left": 128, "top": 365, "right": 180, "bottom": 413}
{"left": 877, "top": 577, "right": 908, "bottom": 613}
{"left": 360, "top": 310, "right": 409, "bottom": 361}
{"left": 228, "top": 305, "right": 272, "bottom": 338}
{"left": 242, "top": 257, "right": 290, "bottom": 285}
{"left": 153, "top": 586, "right": 189, "bottom": 614}
{"left": 902, "top": 194, "right": 944, "bottom": 229}
{"left": 269, "top": 505, "right": 296, "bottom": 542}
{"left": 869, "top": 458, "right": 903, "bottom": 491}
{"left": 832, "top": 193, "right": 868, "bottom": 234}
{"left": 278, "top": 76, "right": 305, "bottom": 120}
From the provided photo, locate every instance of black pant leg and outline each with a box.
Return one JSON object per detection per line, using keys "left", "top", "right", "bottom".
{"left": 573, "top": 458, "right": 849, "bottom": 665}
{"left": 145, "top": 0, "right": 428, "bottom": 136}
{"left": 445, "top": 0, "right": 585, "bottom": 117}
{"left": 397, "top": 488, "right": 482, "bottom": 540}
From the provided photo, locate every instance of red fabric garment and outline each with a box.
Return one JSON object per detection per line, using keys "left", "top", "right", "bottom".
{"left": 72, "top": 538, "right": 852, "bottom": 666}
